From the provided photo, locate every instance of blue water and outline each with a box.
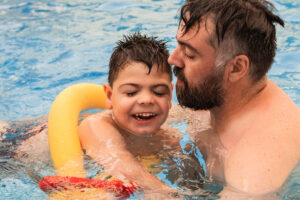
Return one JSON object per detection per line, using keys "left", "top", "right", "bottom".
{"left": 0, "top": 0, "right": 299, "bottom": 199}
{"left": 0, "top": 0, "right": 185, "bottom": 121}
{"left": 0, "top": 0, "right": 298, "bottom": 121}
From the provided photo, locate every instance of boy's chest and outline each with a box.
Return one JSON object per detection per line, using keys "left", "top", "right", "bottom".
{"left": 126, "top": 134, "right": 179, "bottom": 157}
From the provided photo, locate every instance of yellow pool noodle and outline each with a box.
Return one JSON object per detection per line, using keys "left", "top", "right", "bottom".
{"left": 48, "top": 83, "right": 107, "bottom": 177}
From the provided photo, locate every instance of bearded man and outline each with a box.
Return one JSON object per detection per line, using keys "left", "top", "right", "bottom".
{"left": 168, "top": 0, "right": 300, "bottom": 197}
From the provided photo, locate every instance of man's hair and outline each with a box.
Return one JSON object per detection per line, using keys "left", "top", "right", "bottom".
{"left": 108, "top": 32, "right": 172, "bottom": 86}
{"left": 180, "top": 0, "right": 284, "bottom": 82}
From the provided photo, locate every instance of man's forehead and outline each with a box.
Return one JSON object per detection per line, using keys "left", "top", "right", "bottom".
{"left": 176, "top": 17, "right": 215, "bottom": 46}
{"left": 179, "top": 15, "right": 215, "bottom": 34}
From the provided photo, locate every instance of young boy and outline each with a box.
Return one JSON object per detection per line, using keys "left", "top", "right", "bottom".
{"left": 78, "top": 32, "right": 179, "bottom": 198}
{"left": 9, "top": 33, "right": 208, "bottom": 198}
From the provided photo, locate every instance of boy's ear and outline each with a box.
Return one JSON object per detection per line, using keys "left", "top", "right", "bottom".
{"left": 224, "top": 54, "right": 249, "bottom": 84}
{"left": 103, "top": 83, "right": 113, "bottom": 109}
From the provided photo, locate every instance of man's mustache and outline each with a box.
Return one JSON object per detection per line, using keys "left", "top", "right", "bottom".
{"left": 173, "top": 66, "right": 187, "bottom": 84}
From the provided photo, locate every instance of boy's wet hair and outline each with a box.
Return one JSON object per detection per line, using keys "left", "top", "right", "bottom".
{"left": 108, "top": 32, "right": 172, "bottom": 86}
{"left": 180, "top": 0, "right": 284, "bottom": 82}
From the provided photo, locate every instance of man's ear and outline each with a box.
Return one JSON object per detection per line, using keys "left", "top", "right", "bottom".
{"left": 225, "top": 54, "right": 250, "bottom": 83}
{"left": 103, "top": 83, "right": 113, "bottom": 109}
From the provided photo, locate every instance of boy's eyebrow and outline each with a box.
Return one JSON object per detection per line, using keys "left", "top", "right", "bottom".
{"left": 152, "top": 83, "right": 171, "bottom": 89}
{"left": 119, "top": 83, "right": 171, "bottom": 89}
{"left": 176, "top": 35, "right": 199, "bottom": 55}
{"left": 119, "top": 83, "right": 139, "bottom": 89}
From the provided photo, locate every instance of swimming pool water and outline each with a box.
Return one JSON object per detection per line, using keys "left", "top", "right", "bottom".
{"left": 0, "top": 0, "right": 299, "bottom": 199}
{"left": 0, "top": 0, "right": 299, "bottom": 121}
{"left": 0, "top": 0, "right": 184, "bottom": 121}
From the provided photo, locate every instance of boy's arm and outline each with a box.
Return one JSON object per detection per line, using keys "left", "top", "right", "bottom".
{"left": 78, "top": 114, "right": 177, "bottom": 195}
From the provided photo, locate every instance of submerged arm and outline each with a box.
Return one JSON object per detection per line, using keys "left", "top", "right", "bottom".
{"left": 78, "top": 113, "right": 177, "bottom": 195}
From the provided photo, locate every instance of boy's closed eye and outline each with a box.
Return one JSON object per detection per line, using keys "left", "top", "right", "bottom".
{"left": 126, "top": 91, "right": 137, "bottom": 97}
{"left": 119, "top": 84, "right": 170, "bottom": 97}
{"left": 119, "top": 84, "right": 138, "bottom": 97}
{"left": 152, "top": 85, "right": 171, "bottom": 97}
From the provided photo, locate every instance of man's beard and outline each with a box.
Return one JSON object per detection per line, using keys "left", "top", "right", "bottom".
{"left": 174, "top": 66, "right": 225, "bottom": 110}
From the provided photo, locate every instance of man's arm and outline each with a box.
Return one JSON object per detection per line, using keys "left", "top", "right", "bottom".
{"left": 218, "top": 186, "right": 282, "bottom": 200}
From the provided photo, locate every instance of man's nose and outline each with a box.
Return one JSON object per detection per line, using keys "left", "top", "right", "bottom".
{"left": 168, "top": 46, "right": 184, "bottom": 68}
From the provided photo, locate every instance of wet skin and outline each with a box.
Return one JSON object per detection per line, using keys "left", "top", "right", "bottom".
{"left": 168, "top": 16, "right": 300, "bottom": 197}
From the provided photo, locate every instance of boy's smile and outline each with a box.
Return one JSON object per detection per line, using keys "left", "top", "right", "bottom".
{"left": 104, "top": 61, "right": 173, "bottom": 136}
{"left": 133, "top": 113, "right": 157, "bottom": 121}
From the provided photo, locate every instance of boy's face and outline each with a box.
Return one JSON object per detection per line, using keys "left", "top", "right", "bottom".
{"left": 105, "top": 61, "right": 173, "bottom": 137}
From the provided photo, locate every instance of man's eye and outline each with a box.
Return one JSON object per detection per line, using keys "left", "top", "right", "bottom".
{"left": 126, "top": 91, "right": 137, "bottom": 97}
{"left": 185, "top": 53, "right": 195, "bottom": 60}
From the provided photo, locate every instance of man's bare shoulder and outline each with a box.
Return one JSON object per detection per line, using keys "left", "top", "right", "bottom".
{"left": 243, "top": 81, "right": 300, "bottom": 145}
{"left": 264, "top": 81, "right": 300, "bottom": 145}
{"left": 224, "top": 82, "right": 300, "bottom": 195}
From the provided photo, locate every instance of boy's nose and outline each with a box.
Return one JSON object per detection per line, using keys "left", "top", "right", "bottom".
{"left": 137, "top": 92, "right": 154, "bottom": 105}
{"left": 168, "top": 46, "right": 184, "bottom": 68}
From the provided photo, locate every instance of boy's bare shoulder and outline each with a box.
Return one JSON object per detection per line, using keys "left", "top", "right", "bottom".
{"left": 80, "top": 110, "right": 111, "bottom": 128}
{"left": 78, "top": 110, "right": 126, "bottom": 146}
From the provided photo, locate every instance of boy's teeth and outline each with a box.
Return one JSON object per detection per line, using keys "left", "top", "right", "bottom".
{"left": 135, "top": 113, "right": 155, "bottom": 117}
{"left": 134, "top": 113, "right": 156, "bottom": 120}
